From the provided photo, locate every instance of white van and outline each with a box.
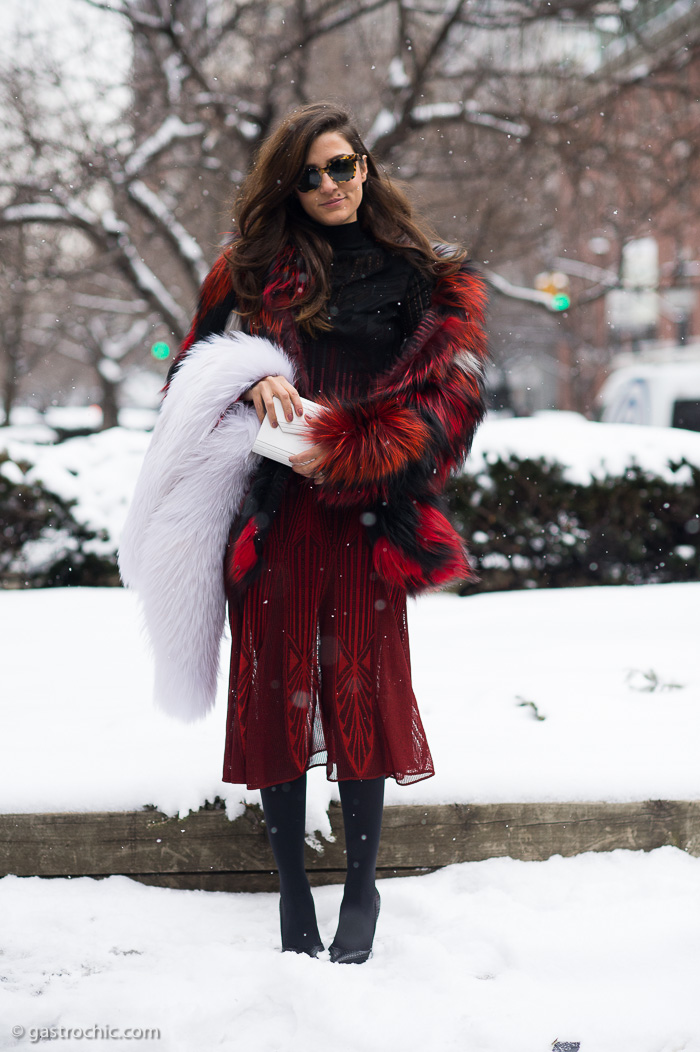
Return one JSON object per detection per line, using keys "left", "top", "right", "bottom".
{"left": 597, "top": 346, "right": 700, "bottom": 432}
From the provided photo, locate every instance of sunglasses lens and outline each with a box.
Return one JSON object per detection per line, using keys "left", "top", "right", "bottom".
{"left": 297, "top": 169, "right": 320, "bottom": 193}
{"left": 328, "top": 157, "right": 356, "bottom": 182}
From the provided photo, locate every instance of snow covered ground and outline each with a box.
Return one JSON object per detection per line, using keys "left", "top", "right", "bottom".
{"left": 1, "top": 582, "right": 699, "bottom": 1049}
{"left": 2, "top": 581, "right": 698, "bottom": 1052}
{"left": 1, "top": 846, "right": 699, "bottom": 1052}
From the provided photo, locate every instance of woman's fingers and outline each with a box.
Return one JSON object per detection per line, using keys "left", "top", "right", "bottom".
{"left": 253, "top": 376, "right": 304, "bottom": 426}
{"left": 280, "top": 379, "right": 304, "bottom": 420}
{"left": 251, "top": 390, "right": 266, "bottom": 424}
{"left": 289, "top": 443, "right": 326, "bottom": 478}
{"left": 244, "top": 380, "right": 325, "bottom": 481}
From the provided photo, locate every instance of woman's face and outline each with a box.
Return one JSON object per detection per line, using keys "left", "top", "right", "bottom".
{"left": 295, "top": 131, "right": 367, "bottom": 226}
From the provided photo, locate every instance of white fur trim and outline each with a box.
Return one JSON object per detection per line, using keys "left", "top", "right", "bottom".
{"left": 119, "top": 332, "right": 296, "bottom": 722}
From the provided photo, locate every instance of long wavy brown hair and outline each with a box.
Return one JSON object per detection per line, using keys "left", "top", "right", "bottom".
{"left": 227, "top": 101, "right": 465, "bottom": 334}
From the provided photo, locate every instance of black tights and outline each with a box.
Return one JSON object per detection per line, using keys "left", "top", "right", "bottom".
{"left": 260, "top": 774, "right": 323, "bottom": 955}
{"left": 260, "top": 774, "right": 385, "bottom": 956}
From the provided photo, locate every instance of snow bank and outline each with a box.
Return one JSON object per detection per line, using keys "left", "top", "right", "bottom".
{"left": 469, "top": 411, "right": 700, "bottom": 484}
{"left": 4, "top": 412, "right": 700, "bottom": 555}
{"left": 3, "top": 428, "right": 150, "bottom": 544}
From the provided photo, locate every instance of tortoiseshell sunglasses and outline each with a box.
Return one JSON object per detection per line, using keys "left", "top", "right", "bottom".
{"left": 296, "top": 154, "right": 360, "bottom": 193}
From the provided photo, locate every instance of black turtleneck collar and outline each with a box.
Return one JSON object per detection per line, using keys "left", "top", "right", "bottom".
{"left": 315, "top": 220, "right": 373, "bottom": 251}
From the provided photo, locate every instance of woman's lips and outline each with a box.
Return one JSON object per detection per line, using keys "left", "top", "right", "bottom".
{"left": 321, "top": 198, "right": 345, "bottom": 208}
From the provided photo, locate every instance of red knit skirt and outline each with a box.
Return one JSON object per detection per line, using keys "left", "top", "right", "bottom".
{"left": 222, "top": 475, "right": 434, "bottom": 789}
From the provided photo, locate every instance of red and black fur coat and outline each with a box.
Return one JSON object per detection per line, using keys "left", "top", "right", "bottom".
{"left": 120, "top": 245, "right": 487, "bottom": 720}
{"left": 171, "top": 245, "right": 489, "bottom": 598}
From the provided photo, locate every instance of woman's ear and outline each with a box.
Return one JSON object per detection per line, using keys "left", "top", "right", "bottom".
{"left": 360, "top": 155, "right": 368, "bottom": 183}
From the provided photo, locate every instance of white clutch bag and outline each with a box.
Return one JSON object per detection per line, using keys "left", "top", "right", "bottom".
{"left": 251, "top": 396, "right": 322, "bottom": 466}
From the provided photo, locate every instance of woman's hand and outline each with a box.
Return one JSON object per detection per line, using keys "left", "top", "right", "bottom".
{"left": 289, "top": 443, "right": 327, "bottom": 484}
{"left": 241, "top": 374, "right": 303, "bottom": 426}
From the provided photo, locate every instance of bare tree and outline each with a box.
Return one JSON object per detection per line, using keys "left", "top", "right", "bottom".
{"left": 1, "top": 0, "right": 699, "bottom": 420}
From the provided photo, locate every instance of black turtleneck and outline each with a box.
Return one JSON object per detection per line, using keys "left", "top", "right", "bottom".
{"left": 300, "top": 221, "right": 433, "bottom": 400}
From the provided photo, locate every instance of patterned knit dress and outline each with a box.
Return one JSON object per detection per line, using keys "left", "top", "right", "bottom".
{"left": 222, "top": 221, "right": 437, "bottom": 789}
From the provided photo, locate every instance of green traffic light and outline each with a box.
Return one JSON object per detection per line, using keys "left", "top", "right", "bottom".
{"left": 551, "top": 294, "right": 570, "bottom": 312}
{"left": 151, "top": 342, "right": 171, "bottom": 360}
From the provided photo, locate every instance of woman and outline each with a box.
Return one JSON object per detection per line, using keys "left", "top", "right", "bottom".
{"left": 119, "top": 101, "right": 487, "bottom": 964}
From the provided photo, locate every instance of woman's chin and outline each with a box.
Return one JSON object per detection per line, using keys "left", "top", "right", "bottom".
{"left": 316, "top": 210, "right": 357, "bottom": 226}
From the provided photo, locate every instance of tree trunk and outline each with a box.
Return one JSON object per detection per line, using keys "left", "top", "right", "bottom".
{"left": 100, "top": 376, "right": 121, "bottom": 430}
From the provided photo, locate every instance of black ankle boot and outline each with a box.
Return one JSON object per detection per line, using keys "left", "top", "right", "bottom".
{"left": 260, "top": 775, "right": 324, "bottom": 957}
{"left": 330, "top": 776, "right": 385, "bottom": 964}
{"left": 329, "top": 888, "right": 381, "bottom": 964}
{"left": 280, "top": 898, "right": 324, "bottom": 958}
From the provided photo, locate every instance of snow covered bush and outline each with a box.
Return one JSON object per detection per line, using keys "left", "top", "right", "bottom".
{"left": 447, "top": 455, "right": 700, "bottom": 593}
{"left": 0, "top": 450, "right": 118, "bottom": 588}
{"left": 2, "top": 417, "right": 699, "bottom": 593}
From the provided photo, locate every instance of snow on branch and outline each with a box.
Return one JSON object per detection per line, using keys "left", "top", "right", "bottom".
{"left": 2, "top": 197, "right": 103, "bottom": 238}
{"left": 113, "top": 231, "right": 190, "bottom": 335}
{"left": 2, "top": 203, "right": 73, "bottom": 224}
{"left": 366, "top": 101, "right": 531, "bottom": 149}
{"left": 123, "top": 116, "right": 206, "bottom": 179}
{"left": 412, "top": 102, "right": 530, "bottom": 138}
{"left": 366, "top": 108, "right": 398, "bottom": 147}
{"left": 127, "top": 180, "right": 208, "bottom": 285}
{"left": 95, "top": 210, "right": 189, "bottom": 335}
{"left": 73, "top": 294, "right": 149, "bottom": 314}
{"left": 388, "top": 56, "right": 411, "bottom": 88}
{"left": 223, "top": 112, "right": 262, "bottom": 141}
{"left": 101, "top": 317, "right": 151, "bottom": 361}
{"left": 163, "top": 53, "right": 188, "bottom": 105}
{"left": 484, "top": 268, "right": 558, "bottom": 309}
{"left": 552, "top": 256, "right": 619, "bottom": 287}
{"left": 1, "top": 199, "right": 188, "bottom": 336}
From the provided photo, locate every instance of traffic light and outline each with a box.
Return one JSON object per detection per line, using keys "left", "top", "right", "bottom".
{"left": 535, "top": 271, "right": 571, "bottom": 312}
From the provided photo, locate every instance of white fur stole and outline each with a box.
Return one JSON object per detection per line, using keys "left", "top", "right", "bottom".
{"left": 118, "top": 332, "right": 296, "bottom": 722}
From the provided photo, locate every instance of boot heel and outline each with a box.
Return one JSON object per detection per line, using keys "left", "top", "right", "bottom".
{"left": 329, "top": 889, "right": 381, "bottom": 965}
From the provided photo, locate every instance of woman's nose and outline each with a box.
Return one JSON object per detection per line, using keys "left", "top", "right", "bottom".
{"left": 319, "top": 170, "right": 338, "bottom": 191}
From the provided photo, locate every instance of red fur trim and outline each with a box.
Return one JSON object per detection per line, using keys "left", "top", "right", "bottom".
{"left": 379, "top": 275, "right": 488, "bottom": 410}
{"left": 307, "top": 400, "right": 430, "bottom": 486}
{"left": 372, "top": 539, "right": 427, "bottom": 592}
{"left": 200, "top": 254, "right": 233, "bottom": 316}
{"left": 432, "top": 266, "right": 488, "bottom": 320}
{"left": 229, "top": 518, "right": 259, "bottom": 583}
{"left": 168, "top": 255, "right": 234, "bottom": 383}
{"left": 416, "top": 505, "right": 473, "bottom": 587}
{"left": 412, "top": 366, "right": 484, "bottom": 458}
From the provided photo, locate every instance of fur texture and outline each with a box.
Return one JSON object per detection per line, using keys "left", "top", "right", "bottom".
{"left": 118, "top": 332, "right": 295, "bottom": 722}
{"left": 209, "top": 254, "right": 488, "bottom": 596}
{"left": 306, "top": 399, "right": 431, "bottom": 487}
